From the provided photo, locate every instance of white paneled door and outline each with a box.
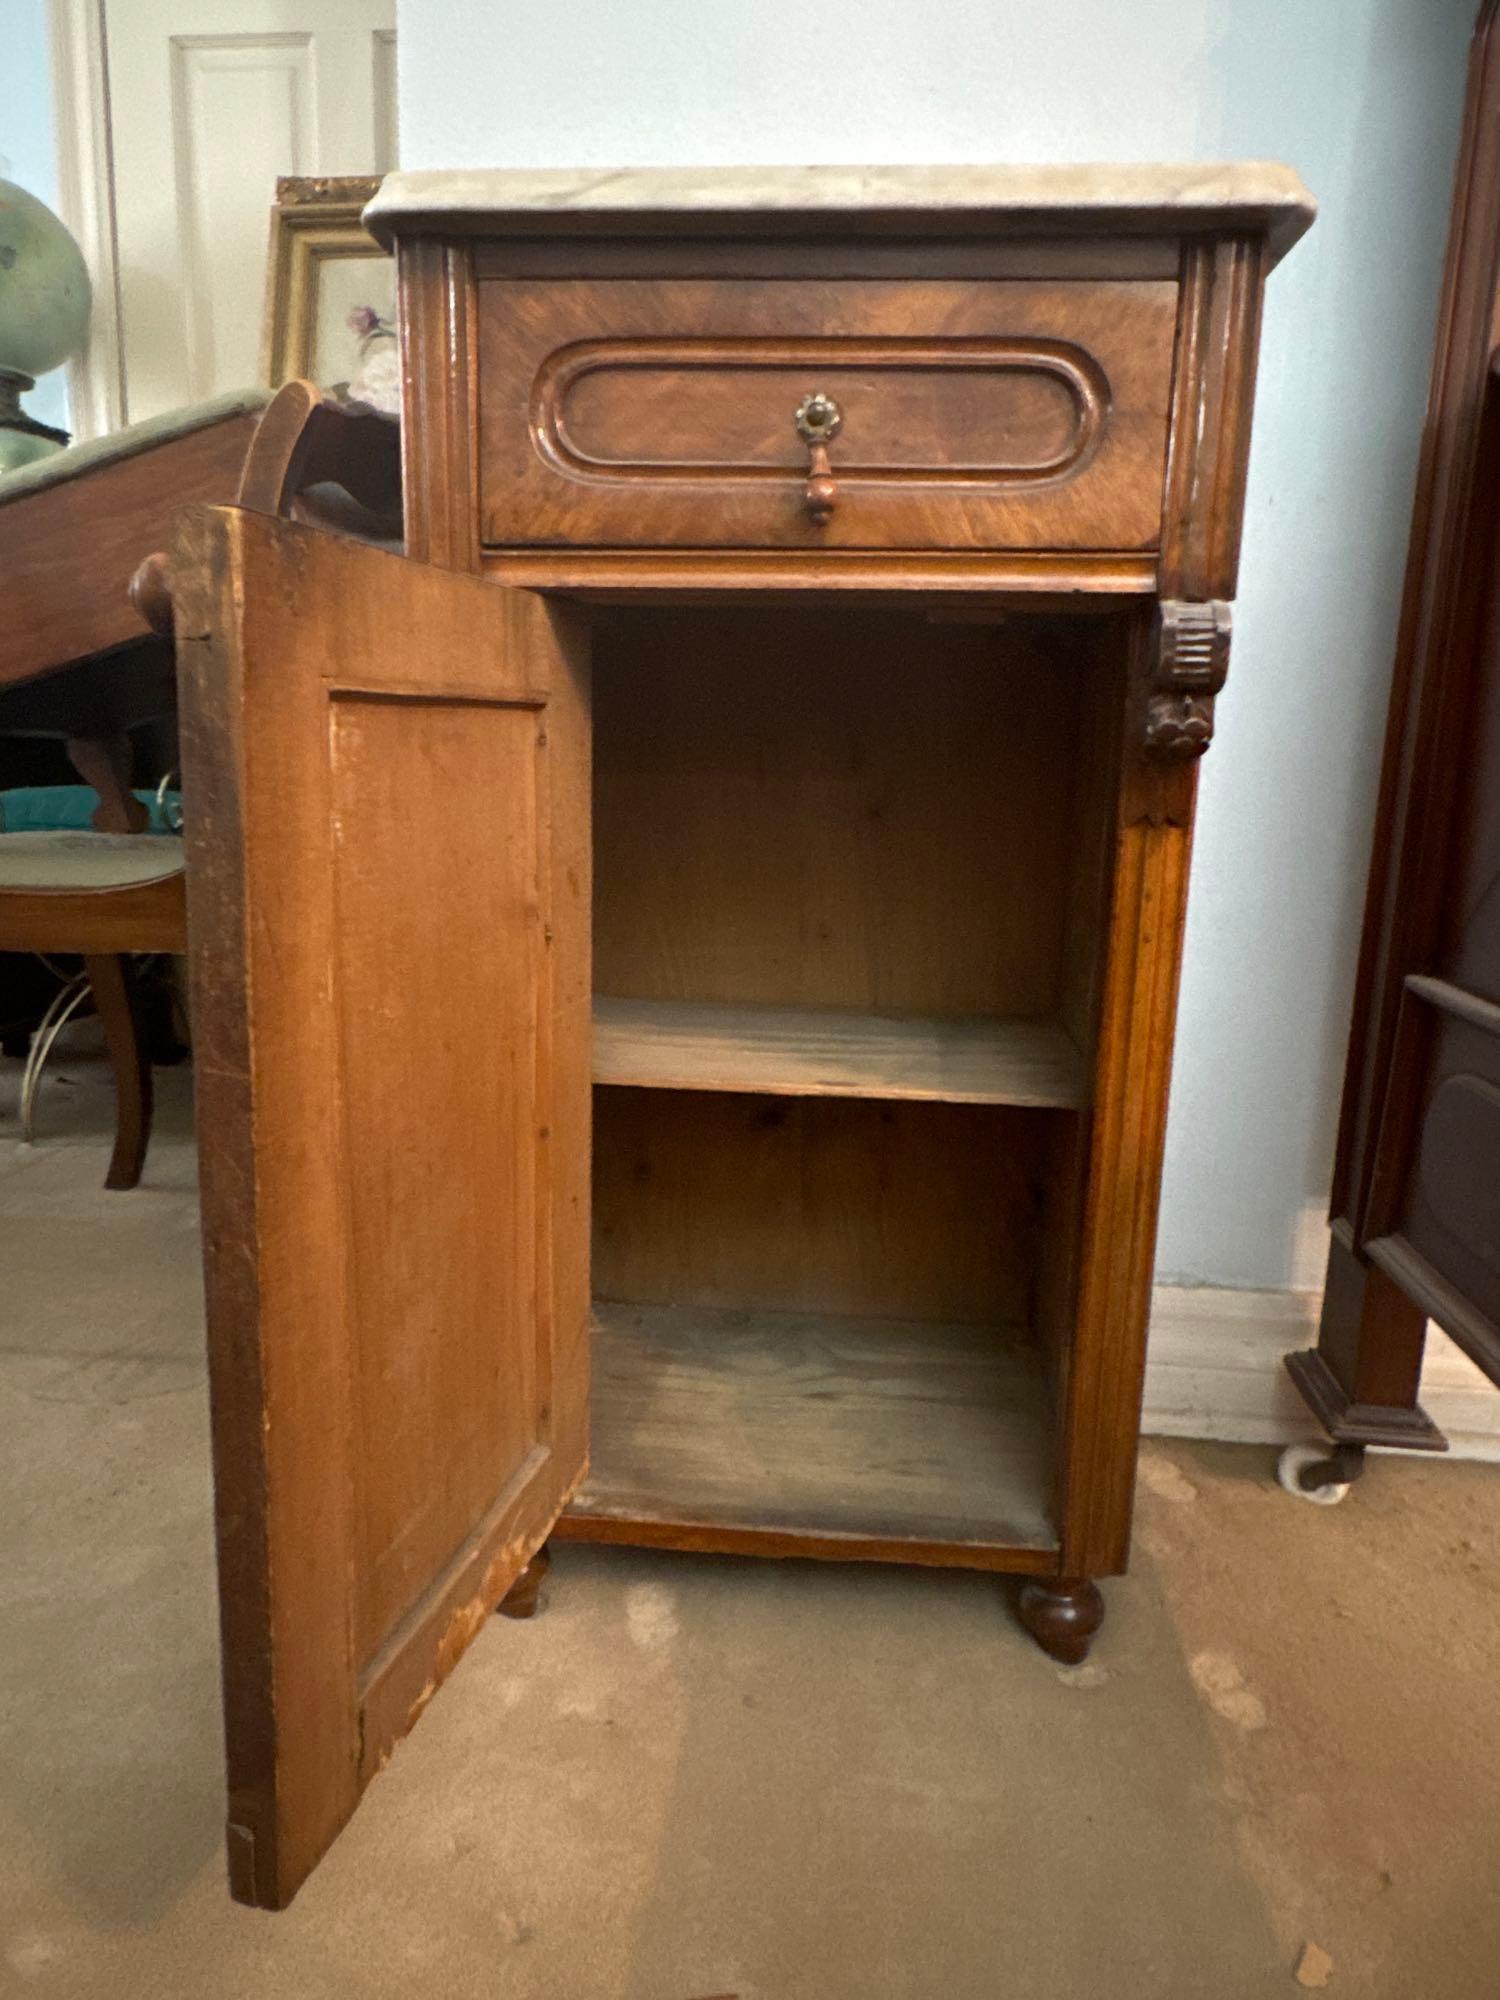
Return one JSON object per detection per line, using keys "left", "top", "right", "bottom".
{"left": 72, "top": 0, "right": 396, "bottom": 425}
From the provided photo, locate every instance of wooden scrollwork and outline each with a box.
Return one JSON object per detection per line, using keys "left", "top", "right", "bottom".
{"left": 1144, "top": 598, "right": 1232, "bottom": 758}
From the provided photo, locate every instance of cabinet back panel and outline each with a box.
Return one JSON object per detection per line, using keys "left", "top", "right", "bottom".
{"left": 593, "top": 607, "right": 1085, "bottom": 1017}
{"left": 593, "top": 1086, "right": 1050, "bottom": 1327}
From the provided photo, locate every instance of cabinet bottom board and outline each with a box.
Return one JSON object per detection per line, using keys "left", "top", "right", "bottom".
{"left": 560, "top": 1301, "right": 1060, "bottom": 1570}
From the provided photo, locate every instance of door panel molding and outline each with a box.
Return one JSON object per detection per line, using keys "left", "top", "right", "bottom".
{"left": 176, "top": 508, "right": 591, "bottom": 1909}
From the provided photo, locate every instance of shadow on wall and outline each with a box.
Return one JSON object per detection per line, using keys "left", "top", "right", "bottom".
{"left": 1157, "top": 0, "right": 1475, "bottom": 1287}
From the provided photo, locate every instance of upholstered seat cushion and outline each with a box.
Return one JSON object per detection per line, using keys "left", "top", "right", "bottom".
{"left": 0, "top": 830, "right": 185, "bottom": 890}
{"left": 0, "top": 388, "right": 269, "bottom": 508}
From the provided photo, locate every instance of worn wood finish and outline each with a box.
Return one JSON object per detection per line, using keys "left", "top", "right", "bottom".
{"left": 593, "top": 1088, "right": 1051, "bottom": 1330}
{"left": 397, "top": 239, "right": 480, "bottom": 571}
{"left": 593, "top": 606, "right": 1087, "bottom": 1018}
{"left": 553, "top": 1510, "right": 1058, "bottom": 1575}
{"left": 0, "top": 868, "right": 186, "bottom": 954}
{"left": 592, "top": 997, "right": 1086, "bottom": 1108}
{"left": 1057, "top": 638, "right": 1125, "bottom": 1056}
{"left": 479, "top": 277, "right": 1177, "bottom": 552}
{"left": 236, "top": 377, "right": 402, "bottom": 531}
{"left": 1056, "top": 231, "right": 1267, "bottom": 1585}
{"left": 1290, "top": 1, "right": 1500, "bottom": 1444}
{"left": 565, "top": 1303, "right": 1056, "bottom": 1557}
{"left": 496, "top": 1542, "right": 552, "bottom": 1620}
{"left": 381, "top": 187, "right": 1291, "bottom": 1627}
{"left": 483, "top": 546, "right": 1160, "bottom": 597}
{"left": 187, "top": 172, "right": 1301, "bottom": 1855}
{"left": 175, "top": 506, "right": 590, "bottom": 1910}
{"left": 1157, "top": 238, "right": 1266, "bottom": 602}
{"left": 0, "top": 410, "right": 262, "bottom": 690}
{"left": 473, "top": 236, "right": 1184, "bottom": 283}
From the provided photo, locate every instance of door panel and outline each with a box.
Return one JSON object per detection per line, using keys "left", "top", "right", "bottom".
{"left": 100, "top": 0, "right": 397, "bottom": 419}
{"left": 174, "top": 506, "right": 590, "bottom": 1909}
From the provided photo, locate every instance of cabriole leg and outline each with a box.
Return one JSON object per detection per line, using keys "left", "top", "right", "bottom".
{"left": 84, "top": 954, "right": 152, "bottom": 1190}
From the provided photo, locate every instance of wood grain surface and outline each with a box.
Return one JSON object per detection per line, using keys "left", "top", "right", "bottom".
{"left": 479, "top": 276, "right": 1177, "bottom": 551}
{"left": 568, "top": 1301, "right": 1056, "bottom": 1553}
{"left": 592, "top": 1087, "right": 1053, "bottom": 1329}
{"left": 593, "top": 605, "right": 1090, "bottom": 1019}
{"left": 592, "top": 995, "right": 1086, "bottom": 1107}
{"left": 0, "top": 412, "right": 261, "bottom": 689}
{"left": 176, "top": 506, "right": 591, "bottom": 1909}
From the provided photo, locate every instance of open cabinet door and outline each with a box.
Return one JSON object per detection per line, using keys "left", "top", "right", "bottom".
{"left": 173, "top": 506, "right": 591, "bottom": 1909}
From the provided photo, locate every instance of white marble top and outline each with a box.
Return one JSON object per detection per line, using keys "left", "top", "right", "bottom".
{"left": 365, "top": 163, "right": 1315, "bottom": 262}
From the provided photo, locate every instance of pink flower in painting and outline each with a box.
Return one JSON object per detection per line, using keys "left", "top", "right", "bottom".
{"left": 347, "top": 304, "right": 383, "bottom": 338}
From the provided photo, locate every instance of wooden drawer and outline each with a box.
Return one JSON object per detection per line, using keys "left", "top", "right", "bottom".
{"left": 476, "top": 277, "right": 1179, "bottom": 552}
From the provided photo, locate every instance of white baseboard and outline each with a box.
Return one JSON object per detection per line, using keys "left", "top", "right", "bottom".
{"left": 1143, "top": 1283, "right": 1500, "bottom": 1462}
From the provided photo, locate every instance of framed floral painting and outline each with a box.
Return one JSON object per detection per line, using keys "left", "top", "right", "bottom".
{"left": 261, "top": 176, "right": 398, "bottom": 414}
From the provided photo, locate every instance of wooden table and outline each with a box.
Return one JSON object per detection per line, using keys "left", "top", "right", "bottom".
{"left": 0, "top": 391, "right": 268, "bottom": 801}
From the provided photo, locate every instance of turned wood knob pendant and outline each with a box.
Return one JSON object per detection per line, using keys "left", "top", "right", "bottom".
{"left": 129, "top": 549, "right": 175, "bottom": 637}
{"left": 1017, "top": 1576, "right": 1106, "bottom": 1664}
{"left": 794, "top": 391, "right": 843, "bottom": 524}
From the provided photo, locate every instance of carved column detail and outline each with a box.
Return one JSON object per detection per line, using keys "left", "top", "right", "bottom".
{"left": 1145, "top": 598, "right": 1232, "bottom": 758}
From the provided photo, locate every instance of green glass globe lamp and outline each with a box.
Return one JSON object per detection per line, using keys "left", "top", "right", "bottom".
{"left": 0, "top": 179, "right": 92, "bottom": 473}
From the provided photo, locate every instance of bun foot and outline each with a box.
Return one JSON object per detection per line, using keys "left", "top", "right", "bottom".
{"left": 1017, "top": 1576, "right": 1105, "bottom": 1664}
{"left": 497, "top": 1542, "right": 551, "bottom": 1620}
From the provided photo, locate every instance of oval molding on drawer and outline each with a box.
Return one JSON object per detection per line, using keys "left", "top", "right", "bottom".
{"left": 529, "top": 337, "right": 1111, "bottom": 489}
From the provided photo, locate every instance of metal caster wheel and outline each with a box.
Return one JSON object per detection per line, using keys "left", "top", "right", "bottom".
{"left": 1277, "top": 1440, "right": 1363, "bottom": 1505}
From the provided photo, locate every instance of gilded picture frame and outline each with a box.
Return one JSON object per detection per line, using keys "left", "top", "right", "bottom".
{"left": 260, "top": 175, "right": 394, "bottom": 395}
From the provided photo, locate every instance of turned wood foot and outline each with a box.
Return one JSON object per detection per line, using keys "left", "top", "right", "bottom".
{"left": 1017, "top": 1576, "right": 1105, "bottom": 1664}
{"left": 496, "top": 1542, "right": 551, "bottom": 1620}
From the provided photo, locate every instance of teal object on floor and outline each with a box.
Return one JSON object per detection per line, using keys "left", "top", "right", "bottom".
{"left": 0, "top": 786, "right": 182, "bottom": 834}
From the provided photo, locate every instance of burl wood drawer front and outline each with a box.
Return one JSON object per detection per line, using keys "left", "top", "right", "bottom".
{"left": 477, "top": 278, "right": 1179, "bottom": 552}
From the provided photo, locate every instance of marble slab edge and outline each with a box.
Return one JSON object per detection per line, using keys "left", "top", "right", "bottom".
{"left": 364, "top": 162, "right": 1316, "bottom": 264}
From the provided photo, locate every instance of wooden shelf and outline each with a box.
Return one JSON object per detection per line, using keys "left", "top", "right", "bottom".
{"left": 563, "top": 1302, "right": 1058, "bottom": 1561}
{"left": 592, "top": 996, "right": 1086, "bottom": 1108}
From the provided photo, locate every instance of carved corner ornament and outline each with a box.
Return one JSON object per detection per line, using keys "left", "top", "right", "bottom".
{"left": 1145, "top": 599, "right": 1232, "bottom": 759}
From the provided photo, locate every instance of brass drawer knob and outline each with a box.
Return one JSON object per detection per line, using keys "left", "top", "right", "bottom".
{"left": 794, "top": 392, "right": 842, "bottom": 524}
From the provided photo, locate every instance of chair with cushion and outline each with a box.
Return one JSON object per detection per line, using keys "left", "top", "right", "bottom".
{"left": 0, "top": 782, "right": 185, "bottom": 1187}
{"left": 0, "top": 379, "right": 399, "bottom": 1187}
{"left": 0, "top": 391, "right": 264, "bottom": 1188}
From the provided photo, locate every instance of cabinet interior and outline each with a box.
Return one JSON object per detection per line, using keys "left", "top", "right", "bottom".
{"left": 578, "top": 602, "right": 1127, "bottom": 1559}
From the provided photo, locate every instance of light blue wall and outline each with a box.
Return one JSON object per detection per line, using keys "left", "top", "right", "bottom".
{"left": 396, "top": 0, "right": 1475, "bottom": 1289}
{"left": 1159, "top": 0, "right": 1472, "bottom": 1284}
{"left": 1, "top": 0, "right": 70, "bottom": 435}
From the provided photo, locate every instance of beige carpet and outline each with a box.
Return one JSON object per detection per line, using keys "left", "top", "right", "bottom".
{"left": 2, "top": 1049, "right": 1498, "bottom": 1998}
